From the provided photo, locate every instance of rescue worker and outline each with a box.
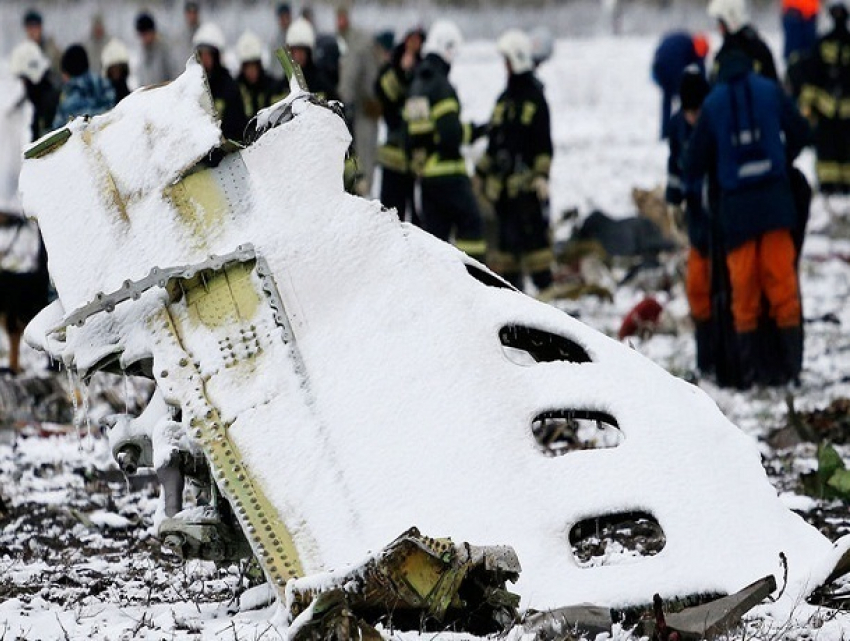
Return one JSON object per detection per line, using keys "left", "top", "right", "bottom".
{"left": 23, "top": 10, "right": 62, "bottom": 79}
{"left": 783, "top": 0, "right": 820, "bottom": 62}
{"left": 10, "top": 40, "right": 58, "bottom": 141}
{"left": 287, "top": 18, "right": 339, "bottom": 101}
{"left": 477, "top": 29, "right": 554, "bottom": 291}
{"left": 337, "top": 4, "right": 382, "bottom": 195}
{"left": 708, "top": 0, "right": 779, "bottom": 83}
{"left": 683, "top": 50, "right": 811, "bottom": 387}
{"left": 84, "top": 14, "right": 108, "bottom": 76}
{"left": 375, "top": 28, "right": 425, "bottom": 225}
{"left": 799, "top": 2, "right": 850, "bottom": 194}
{"left": 135, "top": 12, "right": 173, "bottom": 86}
{"left": 102, "top": 38, "right": 131, "bottom": 104}
{"left": 174, "top": 1, "right": 201, "bottom": 71}
{"left": 270, "top": 2, "right": 293, "bottom": 75}
{"left": 405, "top": 20, "right": 486, "bottom": 262}
{"left": 651, "top": 30, "right": 709, "bottom": 138}
{"left": 53, "top": 44, "right": 115, "bottom": 129}
{"left": 236, "top": 30, "right": 287, "bottom": 120}
{"left": 665, "top": 66, "right": 712, "bottom": 375}
{"left": 194, "top": 23, "right": 248, "bottom": 144}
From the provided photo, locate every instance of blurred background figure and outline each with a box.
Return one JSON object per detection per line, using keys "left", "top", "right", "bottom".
{"left": 53, "top": 44, "right": 115, "bottom": 129}
{"left": 336, "top": 2, "right": 382, "bottom": 195}
{"left": 376, "top": 27, "right": 425, "bottom": 225}
{"left": 193, "top": 23, "right": 247, "bottom": 143}
{"left": 800, "top": 2, "right": 850, "bottom": 195}
{"left": 135, "top": 12, "right": 173, "bottom": 86}
{"left": 287, "top": 16, "right": 337, "bottom": 100}
{"left": 23, "top": 9, "right": 62, "bottom": 78}
{"left": 529, "top": 26, "right": 555, "bottom": 70}
{"left": 10, "top": 40, "right": 58, "bottom": 141}
{"left": 783, "top": 0, "right": 820, "bottom": 63}
{"left": 174, "top": 1, "right": 202, "bottom": 72}
{"left": 651, "top": 30, "right": 709, "bottom": 139}
{"left": 84, "top": 13, "right": 108, "bottom": 76}
{"left": 709, "top": 0, "right": 778, "bottom": 82}
{"left": 236, "top": 30, "right": 286, "bottom": 120}
{"left": 102, "top": 38, "right": 131, "bottom": 104}
{"left": 270, "top": 2, "right": 292, "bottom": 76}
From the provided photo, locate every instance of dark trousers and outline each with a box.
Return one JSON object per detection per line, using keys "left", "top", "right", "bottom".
{"left": 783, "top": 10, "right": 818, "bottom": 61}
{"left": 381, "top": 167, "right": 419, "bottom": 226}
{"left": 420, "top": 176, "right": 483, "bottom": 244}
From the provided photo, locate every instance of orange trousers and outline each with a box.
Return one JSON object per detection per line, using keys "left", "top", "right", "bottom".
{"left": 686, "top": 248, "right": 712, "bottom": 322}
{"left": 725, "top": 229, "right": 801, "bottom": 333}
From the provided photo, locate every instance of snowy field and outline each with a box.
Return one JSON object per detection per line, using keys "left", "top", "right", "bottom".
{"left": 2, "top": 18, "right": 850, "bottom": 641}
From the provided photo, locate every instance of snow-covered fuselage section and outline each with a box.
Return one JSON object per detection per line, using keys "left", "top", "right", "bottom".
{"left": 19, "top": 60, "right": 849, "bottom": 617}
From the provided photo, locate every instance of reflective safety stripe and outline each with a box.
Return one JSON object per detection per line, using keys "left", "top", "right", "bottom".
{"left": 421, "top": 155, "right": 467, "bottom": 178}
{"left": 738, "top": 159, "right": 773, "bottom": 180}
{"left": 431, "top": 98, "right": 460, "bottom": 121}
{"left": 524, "top": 248, "right": 554, "bottom": 272}
{"left": 377, "top": 145, "right": 408, "bottom": 172}
{"left": 821, "top": 40, "right": 840, "bottom": 65}
{"left": 462, "top": 122, "right": 472, "bottom": 145}
{"left": 409, "top": 120, "right": 435, "bottom": 135}
{"left": 521, "top": 101, "right": 537, "bottom": 126}
{"left": 380, "top": 70, "right": 403, "bottom": 103}
{"left": 489, "top": 251, "right": 520, "bottom": 273}
{"left": 818, "top": 160, "right": 842, "bottom": 182}
{"left": 667, "top": 174, "right": 683, "bottom": 191}
{"left": 455, "top": 238, "right": 487, "bottom": 259}
{"left": 533, "top": 154, "right": 551, "bottom": 177}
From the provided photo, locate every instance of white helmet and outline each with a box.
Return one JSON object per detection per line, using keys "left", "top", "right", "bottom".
{"left": 422, "top": 20, "right": 463, "bottom": 64}
{"left": 708, "top": 0, "right": 749, "bottom": 32}
{"left": 10, "top": 40, "right": 49, "bottom": 84}
{"left": 101, "top": 38, "right": 130, "bottom": 69}
{"left": 193, "top": 22, "right": 226, "bottom": 51}
{"left": 497, "top": 29, "right": 534, "bottom": 74}
{"left": 237, "top": 30, "right": 264, "bottom": 63}
{"left": 287, "top": 17, "right": 316, "bottom": 50}
{"left": 529, "top": 26, "right": 554, "bottom": 67}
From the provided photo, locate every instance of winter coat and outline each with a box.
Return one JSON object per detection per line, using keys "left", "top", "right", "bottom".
{"left": 137, "top": 37, "right": 173, "bottom": 87}
{"left": 24, "top": 75, "right": 59, "bottom": 141}
{"left": 52, "top": 72, "right": 115, "bottom": 129}
{"left": 477, "top": 71, "right": 553, "bottom": 203}
{"left": 238, "top": 70, "right": 287, "bottom": 119}
{"left": 712, "top": 25, "right": 779, "bottom": 83}
{"left": 85, "top": 35, "right": 108, "bottom": 76}
{"left": 799, "top": 21, "right": 850, "bottom": 120}
{"left": 652, "top": 31, "right": 705, "bottom": 91}
{"left": 375, "top": 45, "right": 417, "bottom": 173}
{"left": 406, "top": 53, "right": 470, "bottom": 180}
{"left": 684, "top": 54, "right": 810, "bottom": 250}
{"left": 666, "top": 110, "right": 709, "bottom": 252}
{"left": 338, "top": 27, "right": 381, "bottom": 119}
{"left": 206, "top": 64, "right": 249, "bottom": 143}
{"left": 301, "top": 57, "right": 339, "bottom": 102}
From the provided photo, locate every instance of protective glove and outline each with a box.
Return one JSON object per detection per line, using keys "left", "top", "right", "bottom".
{"left": 532, "top": 176, "right": 549, "bottom": 202}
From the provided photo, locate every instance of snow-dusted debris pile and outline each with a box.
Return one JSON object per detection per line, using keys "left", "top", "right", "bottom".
{"left": 16, "top": 56, "right": 850, "bottom": 637}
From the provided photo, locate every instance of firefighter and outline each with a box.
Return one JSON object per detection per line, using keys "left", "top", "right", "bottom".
{"left": 651, "top": 30, "right": 709, "bottom": 139}
{"left": 193, "top": 23, "right": 248, "bottom": 144}
{"left": 101, "top": 38, "right": 131, "bottom": 104}
{"left": 665, "top": 66, "right": 712, "bottom": 374}
{"left": 708, "top": 0, "right": 779, "bottom": 83}
{"left": 477, "top": 29, "right": 554, "bottom": 291}
{"left": 800, "top": 3, "right": 850, "bottom": 194}
{"left": 236, "top": 30, "right": 287, "bottom": 120}
{"left": 684, "top": 51, "right": 811, "bottom": 387}
{"left": 405, "top": 20, "right": 486, "bottom": 262}
{"left": 375, "top": 28, "right": 424, "bottom": 225}
{"left": 287, "top": 17, "right": 338, "bottom": 101}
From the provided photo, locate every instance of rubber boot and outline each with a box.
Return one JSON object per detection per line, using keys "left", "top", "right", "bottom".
{"left": 694, "top": 320, "right": 715, "bottom": 376}
{"left": 779, "top": 325, "right": 804, "bottom": 386}
{"left": 735, "top": 331, "right": 759, "bottom": 390}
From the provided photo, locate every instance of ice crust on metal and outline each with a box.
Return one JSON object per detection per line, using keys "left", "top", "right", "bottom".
{"left": 20, "top": 60, "right": 849, "bottom": 614}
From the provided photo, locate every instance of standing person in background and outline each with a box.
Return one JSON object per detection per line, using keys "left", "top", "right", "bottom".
{"left": 376, "top": 28, "right": 425, "bottom": 225}
{"left": 405, "top": 20, "right": 487, "bottom": 262}
{"left": 53, "top": 45, "right": 115, "bottom": 129}
{"left": 236, "top": 30, "right": 287, "bottom": 120}
{"left": 651, "top": 30, "right": 709, "bottom": 139}
{"left": 174, "top": 2, "right": 201, "bottom": 72}
{"left": 102, "top": 39, "right": 132, "bottom": 104}
{"left": 270, "top": 3, "right": 293, "bottom": 76}
{"left": 10, "top": 40, "right": 58, "bottom": 141}
{"left": 336, "top": 3, "right": 382, "bottom": 196}
{"left": 800, "top": 2, "right": 850, "bottom": 195}
{"left": 287, "top": 17, "right": 338, "bottom": 100}
{"left": 664, "top": 66, "right": 713, "bottom": 376}
{"left": 194, "top": 23, "right": 248, "bottom": 143}
{"left": 84, "top": 14, "right": 108, "bottom": 76}
{"left": 23, "top": 9, "right": 62, "bottom": 79}
{"left": 135, "top": 12, "right": 173, "bottom": 86}
{"left": 783, "top": 0, "right": 821, "bottom": 63}
{"left": 477, "top": 29, "right": 554, "bottom": 292}
{"left": 708, "top": 0, "right": 779, "bottom": 82}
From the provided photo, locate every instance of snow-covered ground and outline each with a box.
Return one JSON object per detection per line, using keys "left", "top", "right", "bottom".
{"left": 2, "top": 23, "right": 850, "bottom": 641}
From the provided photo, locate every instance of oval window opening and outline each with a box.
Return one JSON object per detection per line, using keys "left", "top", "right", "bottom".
{"left": 500, "top": 325, "right": 591, "bottom": 364}
{"left": 569, "top": 511, "right": 665, "bottom": 568}
{"left": 532, "top": 410, "right": 621, "bottom": 456}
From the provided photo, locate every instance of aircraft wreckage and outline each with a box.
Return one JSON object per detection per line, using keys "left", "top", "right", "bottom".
{"left": 18, "top": 55, "right": 850, "bottom": 637}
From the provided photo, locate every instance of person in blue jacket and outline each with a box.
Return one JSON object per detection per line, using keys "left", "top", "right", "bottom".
{"left": 683, "top": 50, "right": 811, "bottom": 387}
{"left": 52, "top": 44, "right": 114, "bottom": 129}
{"left": 652, "top": 31, "right": 709, "bottom": 139}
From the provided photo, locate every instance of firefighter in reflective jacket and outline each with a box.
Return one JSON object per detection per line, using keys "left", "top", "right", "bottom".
{"left": 800, "top": 3, "right": 850, "bottom": 194}
{"left": 405, "top": 20, "right": 486, "bottom": 261}
{"left": 476, "top": 29, "right": 553, "bottom": 291}
{"left": 684, "top": 51, "right": 811, "bottom": 387}
{"left": 376, "top": 28, "right": 424, "bottom": 225}
{"left": 708, "top": 0, "right": 779, "bottom": 83}
{"left": 236, "top": 30, "right": 287, "bottom": 120}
